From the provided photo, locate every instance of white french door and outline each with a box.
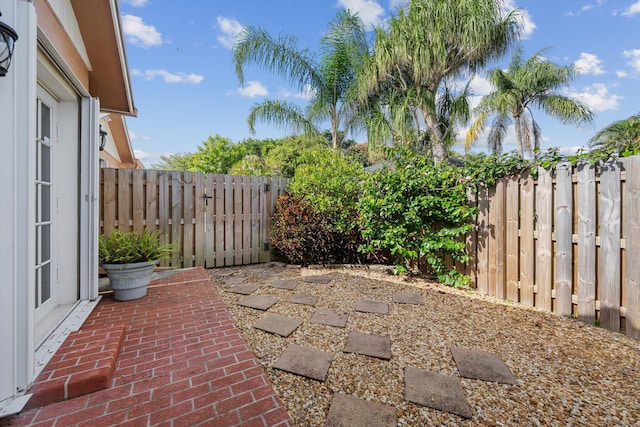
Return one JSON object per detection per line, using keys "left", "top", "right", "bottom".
{"left": 35, "top": 88, "right": 57, "bottom": 321}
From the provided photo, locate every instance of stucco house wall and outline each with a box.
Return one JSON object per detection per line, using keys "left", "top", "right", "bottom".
{"left": 0, "top": 0, "right": 137, "bottom": 415}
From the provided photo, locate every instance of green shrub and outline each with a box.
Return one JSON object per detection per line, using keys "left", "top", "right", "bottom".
{"left": 357, "top": 151, "right": 477, "bottom": 286}
{"left": 99, "top": 228, "right": 176, "bottom": 265}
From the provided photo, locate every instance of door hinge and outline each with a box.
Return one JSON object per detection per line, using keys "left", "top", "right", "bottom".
{"left": 264, "top": 183, "right": 270, "bottom": 192}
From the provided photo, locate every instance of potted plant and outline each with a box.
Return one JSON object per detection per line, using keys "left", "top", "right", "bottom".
{"left": 99, "top": 228, "right": 176, "bottom": 301}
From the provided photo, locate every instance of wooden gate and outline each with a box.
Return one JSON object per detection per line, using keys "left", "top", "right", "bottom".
{"left": 100, "top": 169, "right": 289, "bottom": 268}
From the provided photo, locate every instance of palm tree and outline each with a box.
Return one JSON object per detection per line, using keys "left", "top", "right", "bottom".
{"left": 589, "top": 113, "right": 640, "bottom": 152}
{"left": 232, "top": 10, "right": 369, "bottom": 149}
{"left": 466, "top": 46, "right": 594, "bottom": 157}
{"left": 356, "top": 0, "right": 521, "bottom": 163}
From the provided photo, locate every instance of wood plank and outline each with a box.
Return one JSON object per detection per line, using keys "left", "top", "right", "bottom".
{"left": 158, "top": 172, "right": 169, "bottom": 267}
{"left": 171, "top": 172, "right": 183, "bottom": 268}
{"left": 117, "top": 169, "right": 132, "bottom": 232}
{"left": 599, "top": 160, "right": 622, "bottom": 332}
{"left": 465, "top": 187, "right": 478, "bottom": 287}
{"left": 505, "top": 177, "right": 519, "bottom": 301}
{"left": 251, "top": 178, "right": 260, "bottom": 264}
{"left": 243, "top": 176, "right": 252, "bottom": 264}
{"left": 494, "top": 179, "right": 506, "bottom": 299}
{"left": 225, "top": 174, "right": 234, "bottom": 266}
{"left": 183, "top": 172, "right": 194, "bottom": 267}
{"left": 577, "top": 162, "right": 596, "bottom": 323}
{"left": 215, "top": 175, "right": 226, "bottom": 267}
{"left": 145, "top": 170, "right": 158, "bottom": 231}
{"left": 194, "top": 172, "right": 205, "bottom": 267}
{"left": 204, "top": 174, "right": 215, "bottom": 268}
{"left": 476, "top": 186, "right": 490, "bottom": 294}
{"left": 233, "top": 176, "right": 244, "bottom": 265}
{"left": 260, "top": 178, "right": 268, "bottom": 262}
{"left": 131, "top": 169, "right": 145, "bottom": 233}
{"left": 623, "top": 156, "right": 640, "bottom": 339}
{"left": 487, "top": 185, "right": 497, "bottom": 296}
{"left": 536, "top": 167, "right": 553, "bottom": 311}
{"left": 555, "top": 162, "right": 573, "bottom": 316}
{"left": 519, "top": 170, "right": 535, "bottom": 306}
{"left": 102, "top": 168, "right": 117, "bottom": 235}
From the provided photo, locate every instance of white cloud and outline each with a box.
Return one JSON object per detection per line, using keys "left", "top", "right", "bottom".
{"left": 337, "top": 0, "right": 386, "bottom": 28}
{"left": 121, "top": 0, "right": 149, "bottom": 7}
{"left": 128, "top": 130, "right": 151, "bottom": 141}
{"left": 133, "top": 69, "right": 204, "bottom": 84}
{"left": 122, "top": 15, "right": 162, "bottom": 48}
{"left": 622, "top": 0, "right": 640, "bottom": 16}
{"left": 133, "top": 150, "right": 163, "bottom": 168}
{"left": 574, "top": 53, "right": 605, "bottom": 75}
{"left": 216, "top": 16, "right": 244, "bottom": 49}
{"left": 502, "top": 1, "right": 536, "bottom": 39}
{"left": 616, "top": 70, "right": 628, "bottom": 78}
{"left": 237, "top": 81, "right": 268, "bottom": 97}
{"left": 278, "top": 84, "right": 316, "bottom": 101}
{"left": 623, "top": 49, "right": 640, "bottom": 72}
{"left": 566, "top": 83, "right": 622, "bottom": 112}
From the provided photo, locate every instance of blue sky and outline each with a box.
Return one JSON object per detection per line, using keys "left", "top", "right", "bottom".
{"left": 118, "top": 0, "right": 640, "bottom": 167}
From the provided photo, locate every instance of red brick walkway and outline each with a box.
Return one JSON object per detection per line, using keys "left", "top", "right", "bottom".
{"left": 4, "top": 267, "right": 294, "bottom": 427}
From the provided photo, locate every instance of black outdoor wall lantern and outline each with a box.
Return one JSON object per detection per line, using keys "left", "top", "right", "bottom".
{"left": 99, "top": 125, "right": 107, "bottom": 151}
{"left": 0, "top": 10, "right": 18, "bottom": 77}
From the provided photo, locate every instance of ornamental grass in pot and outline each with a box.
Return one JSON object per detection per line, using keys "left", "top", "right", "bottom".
{"left": 99, "top": 228, "right": 176, "bottom": 301}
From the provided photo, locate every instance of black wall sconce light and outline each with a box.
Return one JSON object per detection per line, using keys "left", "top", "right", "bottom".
{"left": 99, "top": 125, "right": 107, "bottom": 151}
{"left": 0, "top": 10, "right": 19, "bottom": 77}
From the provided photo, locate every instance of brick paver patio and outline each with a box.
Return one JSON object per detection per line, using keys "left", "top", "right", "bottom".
{"left": 2, "top": 267, "right": 293, "bottom": 427}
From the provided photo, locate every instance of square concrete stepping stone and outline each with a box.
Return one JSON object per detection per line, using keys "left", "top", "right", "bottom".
{"left": 222, "top": 276, "right": 247, "bottom": 286}
{"left": 225, "top": 283, "right": 260, "bottom": 295}
{"left": 212, "top": 269, "right": 237, "bottom": 277}
{"left": 286, "top": 293, "right": 318, "bottom": 306}
{"left": 269, "top": 279, "right": 299, "bottom": 290}
{"left": 343, "top": 331, "right": 391, "bottom": 360}
{"left": 273, "top": 344, "right": 333, "bottom": 381}
{"left": 354, "top": 299, "right": 388, "bottom": 314}
{"left": 303, "top": 275, "right": 333, "bottom": 284}
{"left": 310, "top": 308, "right": 349, "bottom": 328}
{"left": 450, "top": 346, "right": 517, "bottom": 385}
{"left": 237, "top": 295, "right": 279, "bottom": 310}
{"left": 253, "top": 314, "right": 303, "bottom": 337}
{"left": 325, "top": 393, "right": 397, "bottom": 427}
{"left": 392, "top": 292, "right": 424, "bottom": 305}
{"left": 404, "top": 366, "right": 472, "bottom": 419}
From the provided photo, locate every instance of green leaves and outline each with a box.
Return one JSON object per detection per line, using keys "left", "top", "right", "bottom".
{"left": 99, "top": 229, "right": 176, "bottom": 265}
{"left": 357, "top": 150, "right": 477, "bottom": 287}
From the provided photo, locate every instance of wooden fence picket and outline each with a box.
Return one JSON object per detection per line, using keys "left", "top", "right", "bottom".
{"left": 624, "top": 156, "right": 640, "bottom": 339}
{"left": 555, "top": 162, "right": 573, "bottom": 316}
{"left": 100, "top": 169, "right": 288, "bottom": 270}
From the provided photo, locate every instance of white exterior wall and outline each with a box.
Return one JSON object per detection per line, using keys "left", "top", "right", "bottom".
{"left": 0, "top": 0, "right": 37, "bottom": 409}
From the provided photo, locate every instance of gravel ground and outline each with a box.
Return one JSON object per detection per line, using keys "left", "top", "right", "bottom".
{"left": 211, "top": 263, "right": 640, "bottom": 427}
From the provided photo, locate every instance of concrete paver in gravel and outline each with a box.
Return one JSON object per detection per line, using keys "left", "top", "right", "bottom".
{"left": 286, "top": 293, "right": 319, "bottom": 306}
{"left": 237, "top": 295, "right": 279, "bottom": 310}
{"left": 310, "top": 308, "right": 349, "bottom": 328}
{"left": 392, "top": 292, "right": 424, "bottom": 305}
{"left": 404, "top": 366, "right": 473, "bottom": 419}
{"left": 253, "top": 314, "right": 304, "bottom": 337}
{"left": 273, "top": 343, "right": 334, "bottom": 381}
{"left": 450, "top": 346, "right": 518, "bottom": 384}
{"left": 354, "top": 299, "right": 389, "bottom": 314}
{"left": 324, "top": 393, "right": 397, "bottom": 427}
{"left": 343, "top": 331, "right": 391, "bottom": 360}
{"left": 225, "top": 283, "right": 260, "bottom": 295}
{"left": 211, "top": 269, "right": 237, "bottom": 277}
{"left": 222, "top": 276, "right": 247, "bottom": 286}
{"left": 303, "top": 275, "right": 333, "bottom": 284}
{"left": 269, "top": 279, "right": 299, "bottom": 290}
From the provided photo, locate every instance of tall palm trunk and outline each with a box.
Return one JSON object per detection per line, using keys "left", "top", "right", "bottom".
{"left": 514, "top": 114, "right": 523, "bottom": 158}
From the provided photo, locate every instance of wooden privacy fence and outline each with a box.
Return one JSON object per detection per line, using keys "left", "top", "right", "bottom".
{"left": 464, "top": 155, "right": 640, "bottom": 339}
{"left": 100, "top": 168, "right": 289, "bottom": 269}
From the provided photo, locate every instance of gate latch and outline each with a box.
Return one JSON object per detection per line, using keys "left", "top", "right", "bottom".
{"left": 203, "top": 193, "right": 213, "bottom": 206}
